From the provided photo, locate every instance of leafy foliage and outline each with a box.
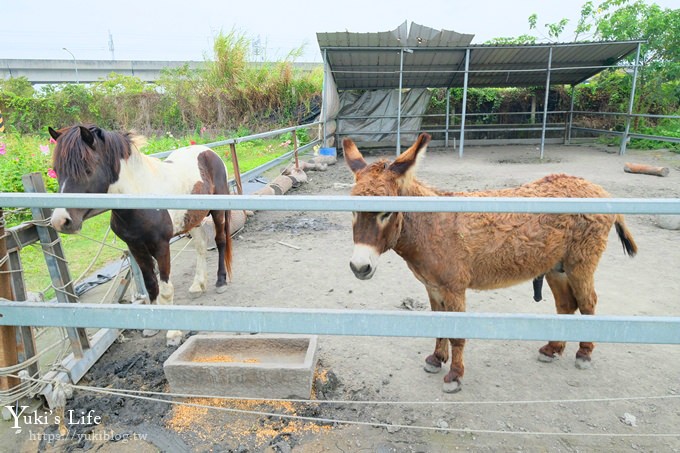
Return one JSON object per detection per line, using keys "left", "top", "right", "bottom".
{"left": 0, "top": 31, "right": 322, "bottom": 136}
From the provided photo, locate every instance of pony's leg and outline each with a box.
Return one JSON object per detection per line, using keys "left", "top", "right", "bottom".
{"left": 539, "top": 271, "right": 578, "bottom": 362}
{"left": 188, "top": 226, "right": 208, "bottom": 298}
{"left": 441, "top": 288, "right": 467, "bottom": 393}
{"left": 210, "top": 210, "right": 228, "bottom": 293}
{"left": 424, "top": 287, "right": 449, "bottom": 374}
{"left": 154, "top": 241, "right": 182, "bottom": 346}
{"left": 567, "top": 268, "right": 598, "bottom": 369}
{"left": 126, "top": 244, "right": 161, "bottom": 338}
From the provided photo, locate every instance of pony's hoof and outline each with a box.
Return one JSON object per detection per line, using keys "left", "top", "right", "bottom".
{"left": 442, "top": 380, "right": 462, "bottom": 393}
{"left": 538, "top": 352, "right": 559, "bottom": 363}
{"left": 215, "top": 284, "right": 228, "bottom": 294}
{"left": 166, "top": 330, "right": 183, "bottom": 347}
{"left": 575, "top": 357, "right": 592, "bottom": 370}
{"left": 424, "top": 355, "right": 442, "bottom": 373}
{"left": 142, "top": 329, "right": 159, "bottom": 338}
{"left": 188, "top": 289, "right": 204, "bottom": 299}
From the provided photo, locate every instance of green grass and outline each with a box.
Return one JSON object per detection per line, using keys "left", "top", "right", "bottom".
{"left": 1, "top": 131, "right": 309, "bottom": 296}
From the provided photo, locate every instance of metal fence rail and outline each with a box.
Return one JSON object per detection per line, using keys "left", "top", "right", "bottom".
{"left": 1, "top": 193, "right": 679, "bottom": 215}
{"left": 1, "top": 302, "right": 680, "bottom": 344}
{"left": 0, "top": 194, "right": 678, "bottom": 345}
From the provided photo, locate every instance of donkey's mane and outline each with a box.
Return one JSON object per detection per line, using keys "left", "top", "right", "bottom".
{"left": 53, "top": 125, "right": 135, "bottom": 180}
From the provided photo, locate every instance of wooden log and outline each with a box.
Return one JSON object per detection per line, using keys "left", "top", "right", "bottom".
{"left": 624, "top": 162, "right": 670, "bottom": 177}
{"left": 0, "top": 209, "right": 20, "bottom": 391}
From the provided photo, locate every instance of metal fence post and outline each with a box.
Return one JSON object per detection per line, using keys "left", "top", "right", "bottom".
{"left": 21, "top": 173, "right": 90, "bottom": 358}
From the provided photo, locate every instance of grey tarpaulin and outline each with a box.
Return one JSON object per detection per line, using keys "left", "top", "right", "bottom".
{"left": 336, "top": 88, "right": 430, "bottom": 145}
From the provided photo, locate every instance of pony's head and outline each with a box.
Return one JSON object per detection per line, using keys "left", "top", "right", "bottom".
{"left": 344, "top": 133, "right": 431, "bottom": 279}
{"left": 48, "top": 125, "right": 132, "bottom": 233}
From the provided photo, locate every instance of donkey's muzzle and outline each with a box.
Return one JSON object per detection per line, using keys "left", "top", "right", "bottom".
{"left": 350, "top": 261, "right": 374, "bottom": 280}
{"left": 349, "top": 244, "right": 379, "bottom": 280}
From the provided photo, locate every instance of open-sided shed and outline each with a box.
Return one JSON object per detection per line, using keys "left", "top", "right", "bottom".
{"left": 317, "top": 22, "right": 643, "bottom": 157}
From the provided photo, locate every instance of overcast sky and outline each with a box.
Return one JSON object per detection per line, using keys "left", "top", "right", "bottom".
{"left": 1, "top": 0, "right": 675, "bottom": 63}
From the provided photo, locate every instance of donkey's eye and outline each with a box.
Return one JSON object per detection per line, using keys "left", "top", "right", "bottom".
{"left": 377, "top": 212, "right": 393, "bottom": 223}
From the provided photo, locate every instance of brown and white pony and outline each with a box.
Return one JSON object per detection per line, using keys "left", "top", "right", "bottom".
{"left": 49, "top": 125, "right": 233, "bottom": 346}
{"left": 344, "top": 133, "right": 637, "bottom": 393}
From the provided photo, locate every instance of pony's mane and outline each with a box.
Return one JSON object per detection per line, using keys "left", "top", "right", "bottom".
{"left": 52, "top": 125, "right": 134, "bottom": 180}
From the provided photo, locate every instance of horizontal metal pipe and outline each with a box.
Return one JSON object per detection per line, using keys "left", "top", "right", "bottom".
{"left": 150, "top": 122, "right": 321, "bottom": 159}
{"left": 1, "top": 193, "right": 679, "bottom": 215}
{"left": 0, "top": 302, "right": 678, "bottom": 344}
{"left": 319, "top": 40, "right": 645, "bottom": 52}
{"left": 331, "top": 64, "right": 630, "bottom": 75}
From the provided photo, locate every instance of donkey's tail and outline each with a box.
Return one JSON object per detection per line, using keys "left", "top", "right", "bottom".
{"left": 615, "top": 214, "right": 638, "bottom": 257}
{"left": 224, "top": 210, "right": 233, "bottom": 281}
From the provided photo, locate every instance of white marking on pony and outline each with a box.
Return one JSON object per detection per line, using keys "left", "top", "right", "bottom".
{"left": 157, "top": 280, "right": 174, "bottom": 306}
{"left": 50, "top": 208, "right": 71, "bottom": 231}
{"left": 350, "top": 243, "right": 380, "bottom": 280}
{"left": 188, "top": 225, "right": 208, "bottom": 297}
{"left": 107, "top": 145, "right": 227, "bottom": 235}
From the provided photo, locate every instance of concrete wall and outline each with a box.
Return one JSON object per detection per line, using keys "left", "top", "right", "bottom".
{"left": 0, "top": 59, "right": 321, "bottom": 84}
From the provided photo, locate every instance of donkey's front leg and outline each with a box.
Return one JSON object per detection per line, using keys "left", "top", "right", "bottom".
{"left": 424, "top": 288, "right": 449, "bottom": 373}
{"left": 442, "top": 288, "right": 467, "bottom": 394}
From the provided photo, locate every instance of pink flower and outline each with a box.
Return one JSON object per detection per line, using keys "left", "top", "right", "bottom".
{"left": 0, "top": 143, "right": 6, "bottom": 155}
{"left": 40, "top": 144, "right": 50, "bottom": 155}
{"left": 190, "top": 140, "right": 197, "bottom": 145}
{"left": 49, "top": 137, "right": 57, "bottom": 144}
{"left": 200, "top": 127, "right": 207, "bottom": 135}
{"left": 47, "top": 168, "right": 57, "bottom": 178}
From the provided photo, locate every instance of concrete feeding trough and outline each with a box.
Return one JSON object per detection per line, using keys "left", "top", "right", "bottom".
{"left": 163, "top": 333, "right": 318, "bottom": 399}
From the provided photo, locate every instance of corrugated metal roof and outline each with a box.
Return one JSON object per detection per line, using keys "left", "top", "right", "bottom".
{"left": 317, "top": 23, "right": 641, "bottom": 90}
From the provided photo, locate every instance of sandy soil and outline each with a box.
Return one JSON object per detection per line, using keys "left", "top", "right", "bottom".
{"left": 14, "top": 142, "right": 680, "bottom": 452}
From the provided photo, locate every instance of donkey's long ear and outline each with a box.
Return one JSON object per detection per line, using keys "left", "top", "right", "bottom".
{"left": 343, "top": 137, "right": 367, "bottom": 174}
{"left": 388, "top": 133, "right": 431, "bottom": 181}
{"left": 79, "top": 126, "right": 95, "bottom": 148}
{"left": 48, "top": 127, "right": 61, "bottom": 141}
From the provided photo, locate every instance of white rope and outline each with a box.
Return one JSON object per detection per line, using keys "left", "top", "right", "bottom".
{"left": 59, "top": 384, "right": 680, "bottom": 438}
{"left": 8, "top": 374, "right": 680, "bottom": 438}
{"left": 72, "top": 227, "right": 115, "bottom": 285}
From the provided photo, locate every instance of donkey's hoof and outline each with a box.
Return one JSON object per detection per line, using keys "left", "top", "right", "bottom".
{"left": 215, "top": 284, "right": 228, "bottom": 294}
{"left": 538, "top": 352, "right": 559, "bottom": 363}
{"left": 442, "top": 380, "right": 462, "bottom": 393}
{"left": 424, "top": 355, "right": 442, "bottom": 373}
{"left": 166, "top": 330, "right": 184, "bottom": 347}
{"left": 142, "top": 329, "right": 160, "bottom": 338}
{"left": 575, "top": 357, "right": 592, "bottom": 370}
{"left": 424, "top": 362, "right": 442, "bottom": 373}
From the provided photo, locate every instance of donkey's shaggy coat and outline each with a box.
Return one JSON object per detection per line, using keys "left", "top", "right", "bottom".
{"left": 345, "top": 133, "right": 637, "bottom": 393}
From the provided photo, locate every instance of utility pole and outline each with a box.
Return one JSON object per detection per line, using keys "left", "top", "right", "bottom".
{"left": 108, "top": 30, "right": 115, "bottom": 61}
{"left": 62, "top": 48, "right": 79, "bottom": 84}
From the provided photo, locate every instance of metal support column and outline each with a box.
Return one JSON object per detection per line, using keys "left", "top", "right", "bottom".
{"left": 459, "top": 48, "right": 470, "bottom": 158}
{"left": 567, "top": 84, "right": 576, "bottom": 144}
{"left": 396, "top": 48, "right": 404, "bottom": 156}
{"left": 540, "top": 46, "right": 553, "bottom": 159}
{"left": 620, "top": 42, "right": 642, "bottom": 155}
{"left": 322, "top": 49, "right": 328, "bottom": 148}
{"left": 445, "top": 89, "right": 450, "bottom": 148}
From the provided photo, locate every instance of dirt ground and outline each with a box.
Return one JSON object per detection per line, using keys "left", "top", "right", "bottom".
{"left": 9, "top": 142, "right": 680, "bottom": 452}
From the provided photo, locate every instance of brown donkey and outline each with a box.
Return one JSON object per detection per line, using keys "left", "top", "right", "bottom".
{"left": 344, "top": 133, "right": 637, "bottom": 393}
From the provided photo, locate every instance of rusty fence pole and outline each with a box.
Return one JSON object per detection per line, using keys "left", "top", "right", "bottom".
{"left": 0, "top": 208, "right": 20, "bottom": 391}
{"left": 292, "top": 129, "right": 299, "bottom": 170}
{"left": 229, "top": 143, "right": 243, "bottom": 195}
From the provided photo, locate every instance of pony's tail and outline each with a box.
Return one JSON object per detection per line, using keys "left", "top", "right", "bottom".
{"left": 615, "top": 214, "right": 638, "bottom": 257}
{"left": 224, "top": 210, "right": 233, "bottom": 281}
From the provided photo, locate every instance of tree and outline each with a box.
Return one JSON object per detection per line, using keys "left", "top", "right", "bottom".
{"left": 529, "top": 1, "right": 680, "bottom": 114}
